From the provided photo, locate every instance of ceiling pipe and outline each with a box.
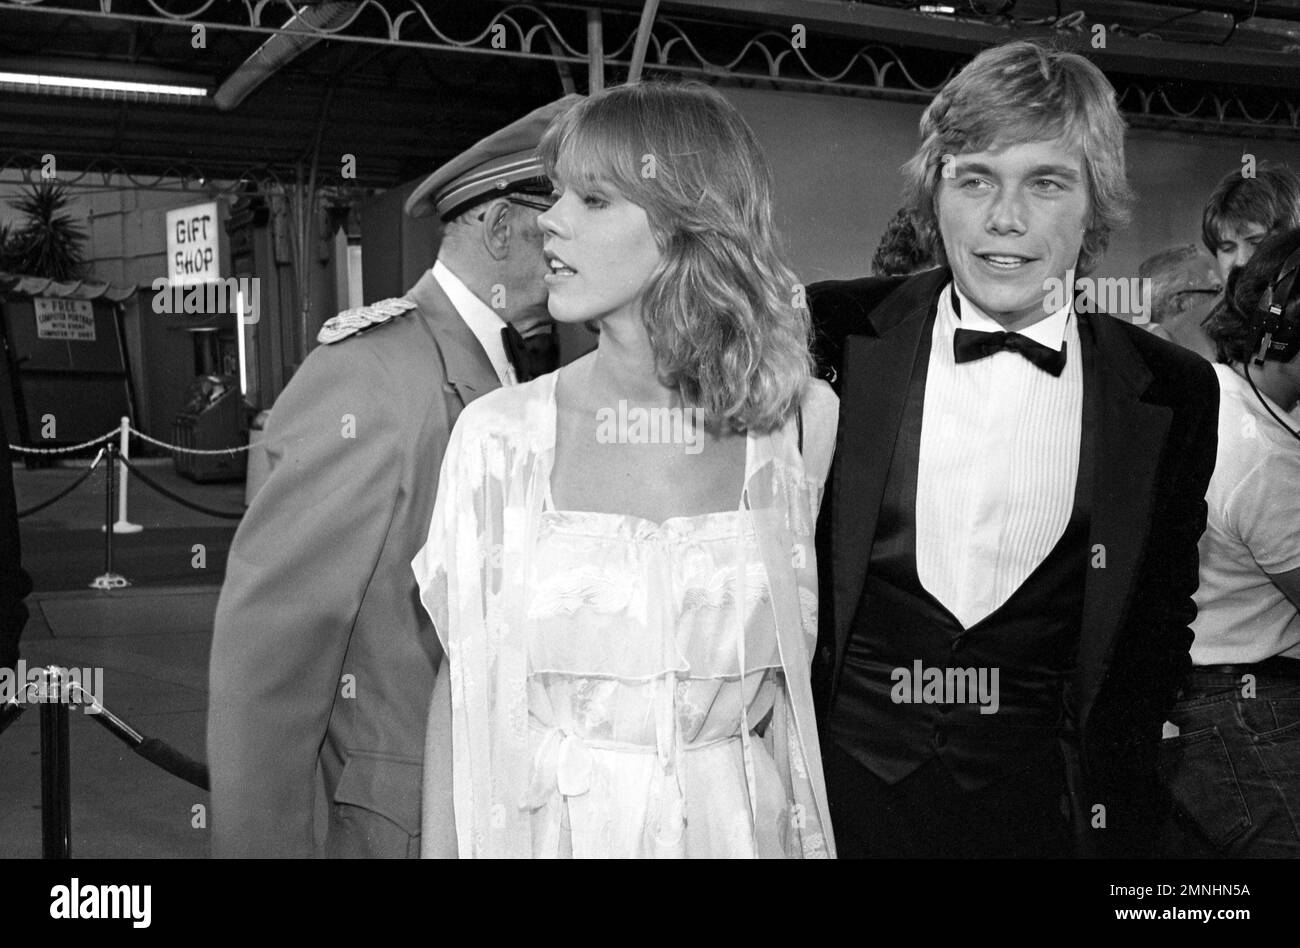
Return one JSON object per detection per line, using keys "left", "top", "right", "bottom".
{"left": 1139, "top": 0, "right": 1300, "bottom": 25}
{"left": 627, "top": 0, "right": 661, "bottom": 84}
{"left": 213, "top": 1, "right": 360, "bottom": 111}
{"left": 586, "top": 8, "right": 604, "bottom": 94}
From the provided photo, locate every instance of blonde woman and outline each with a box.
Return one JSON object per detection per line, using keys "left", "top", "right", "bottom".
{"left": 413, "top": 82, "right": 837, "bottom": 858}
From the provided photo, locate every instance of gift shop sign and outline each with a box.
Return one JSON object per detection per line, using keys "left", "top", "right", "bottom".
{"left": 166, "top": 201, "right": 221, "bottom": 286}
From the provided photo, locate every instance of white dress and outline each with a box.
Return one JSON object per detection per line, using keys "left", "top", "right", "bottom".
{"left": 414, "top": 372, "right": 838, "bottom": 858}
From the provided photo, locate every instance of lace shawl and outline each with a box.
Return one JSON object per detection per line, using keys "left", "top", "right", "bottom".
{"left": 413, "top": 372, "right": 838, "bottom": 857}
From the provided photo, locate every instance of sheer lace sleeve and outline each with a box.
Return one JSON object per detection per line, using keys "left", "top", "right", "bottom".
{"left": 412, "top": 384, "right": 553, "bottom": 857}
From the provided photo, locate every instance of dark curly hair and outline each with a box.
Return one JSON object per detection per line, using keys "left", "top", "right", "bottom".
{"left": 1202, "top": 226, "right": 1300, "bottom": 365}
{"left": 871, "top": 208, "right": 935, "bottom": 277}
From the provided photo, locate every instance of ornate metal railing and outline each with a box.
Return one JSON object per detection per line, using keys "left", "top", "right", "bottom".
{"left": 2, "top": 0, "right": 1296, "bottom": 163}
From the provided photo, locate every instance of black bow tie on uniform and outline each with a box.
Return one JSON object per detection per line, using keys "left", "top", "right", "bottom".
{"left": 952, "top": 328, "right": 1068, "bottom": 377}
{"left": 502, "top": 324, "right": 558, "bottom": 383}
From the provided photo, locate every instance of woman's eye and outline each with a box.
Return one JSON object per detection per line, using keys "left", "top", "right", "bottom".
{"left": 582, "top": 194, "right": 609, "bottom": 209}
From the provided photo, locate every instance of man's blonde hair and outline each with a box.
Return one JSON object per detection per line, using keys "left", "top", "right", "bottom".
{"left": 901, "top": 40, "right": 1135, "bottom": 277}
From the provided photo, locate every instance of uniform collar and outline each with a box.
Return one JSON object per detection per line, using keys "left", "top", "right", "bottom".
{"left": 432, "top": 259, "right": 513, "bottom": 385}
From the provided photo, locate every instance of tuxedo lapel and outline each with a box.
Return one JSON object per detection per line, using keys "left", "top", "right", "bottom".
{"left": 831, "top": 268, "right": 949, "bottom": 685}
{"left": 1074, "top": 311, "right": 1171, "bottom": 730}
{"left": 405, "top": 268, "right": 501, "bottom": 407}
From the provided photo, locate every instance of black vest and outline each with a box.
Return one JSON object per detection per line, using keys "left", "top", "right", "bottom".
{"left": 828, "top": 308, "right": 1095, "bottom": 791}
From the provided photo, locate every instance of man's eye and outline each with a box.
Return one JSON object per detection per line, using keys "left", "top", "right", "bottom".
{"left": 1033, "top": 178, "right": 1064, "bottom": 191}
{"left": 958, "top": 177, "right": 988, "bottom": 190}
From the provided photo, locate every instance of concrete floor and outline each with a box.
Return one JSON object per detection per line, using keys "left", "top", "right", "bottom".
{"left": 2, "top": 460, "right": 242, "bottom": 858}
{"left": 15, "top": 458, "right": 244, "bottom": 591}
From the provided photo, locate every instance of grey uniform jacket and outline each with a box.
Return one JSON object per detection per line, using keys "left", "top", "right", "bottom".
{"left": 208, "top": 269, "right": 499, "bottom": 858}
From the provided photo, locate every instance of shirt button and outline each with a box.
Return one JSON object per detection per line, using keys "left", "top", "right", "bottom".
{"left": 932, "top": 727, "right": 946, "bottom": 748}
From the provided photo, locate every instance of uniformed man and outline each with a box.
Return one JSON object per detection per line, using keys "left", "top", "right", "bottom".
{"left": 208, "top": 94, "right": 581, "bottom": 858}
{"left": 1137, "top": 244, "right": 1222, "bottom": 362}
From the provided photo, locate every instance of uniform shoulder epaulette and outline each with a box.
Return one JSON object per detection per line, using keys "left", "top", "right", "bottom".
{"left": 317, "top": 297, "right": 418, "bottom": 345}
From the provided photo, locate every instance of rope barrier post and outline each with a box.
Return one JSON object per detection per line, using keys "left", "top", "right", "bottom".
{"left": 105, "top": 441, "right": 114, "bottom": 564}
{"left": 112, "top": 415, "right": 142, "bottom": 535}
{"left": 38, "top": 667, "right": 72, "bottom": 859}
{"left": 90, "top": 442, "right": 130, "bottom": 590}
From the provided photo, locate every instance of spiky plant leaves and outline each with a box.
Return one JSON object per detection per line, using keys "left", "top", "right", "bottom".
{"left": 7, "top": 180, "right": 88, "bottom": 281}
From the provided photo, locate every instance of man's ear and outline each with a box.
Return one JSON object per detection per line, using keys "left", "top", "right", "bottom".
{"left": 479, "top": 198, "right": 513, "bottom": 261}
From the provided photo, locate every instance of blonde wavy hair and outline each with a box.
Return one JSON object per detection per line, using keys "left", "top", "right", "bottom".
{"left": 901, "top": 40, "right": 1135, "bottom": 278}
{"left": 538, "top": 81, "right": 812, "bottom": 433}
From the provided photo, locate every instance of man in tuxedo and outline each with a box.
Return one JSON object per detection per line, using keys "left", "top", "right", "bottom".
{"left": 208, "top": 95, "right": 579, "bottom": 858}
{"left": 811, "top": 41, "right": 1219, "bottom": 858}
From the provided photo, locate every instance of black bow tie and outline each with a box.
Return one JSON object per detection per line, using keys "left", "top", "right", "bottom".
{"left": 949, "top": 285, "right": 1067, "bottom": 377}
{"left": 952, "top": 328, "right": 1067, "bottom": 377}
{"left": 501, "top": 324, "right": 558, "bottom": 383}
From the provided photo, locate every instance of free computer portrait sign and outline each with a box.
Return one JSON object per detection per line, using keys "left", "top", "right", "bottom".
{"left": 33, "top": 297, "right": 96, "bottom": 342}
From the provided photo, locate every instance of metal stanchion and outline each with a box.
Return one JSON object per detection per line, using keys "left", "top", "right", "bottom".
{"left": 38, "top": 667, "right": 72, "bottom": 859}
{"left": 90, "top": 442, "right": 130, "bottom": 590}
{"left": 0, "top": 697, "right": 26, "bottom": 737}
{"left": 11, "top": 663, "right": 211, "bottom": 857}
{"left": 112, "top": 416, "right": 142, "bottom": 535}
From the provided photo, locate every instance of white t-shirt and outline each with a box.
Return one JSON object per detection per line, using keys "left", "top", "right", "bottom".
{"left": 1190, "top": 363, "right": 1300, "bottom": 664}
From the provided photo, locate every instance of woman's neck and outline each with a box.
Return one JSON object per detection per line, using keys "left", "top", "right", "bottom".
{"left": 589, "top": 312, "right": 679, "bottom": 407}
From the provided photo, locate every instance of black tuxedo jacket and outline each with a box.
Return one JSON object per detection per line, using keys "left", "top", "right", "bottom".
{"left": 810, "top": 267, "right": 1219, "bottom": 858}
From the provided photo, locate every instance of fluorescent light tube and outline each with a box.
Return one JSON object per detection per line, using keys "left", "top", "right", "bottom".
{"left": 0, "top": 71, "right": 207, "bottom": 98}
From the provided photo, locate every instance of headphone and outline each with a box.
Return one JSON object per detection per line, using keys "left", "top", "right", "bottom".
{"left": 1245, "top": 243, "right": 1300, "bottom": 440}
{"left": 1253, "top": 244, "right": 1300, "bottom": 366}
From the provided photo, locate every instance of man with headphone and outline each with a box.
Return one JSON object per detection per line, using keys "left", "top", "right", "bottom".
{"left": 1157, "top": 227, "right": 1300, "bottom": 858}
{"left": 1199, "top": 161, "right": 1300, "bottom": 427}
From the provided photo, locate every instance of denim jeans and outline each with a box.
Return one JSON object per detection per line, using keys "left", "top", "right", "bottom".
{"left": 1157, "top": 670, "right": 1300, "bottom": 858}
